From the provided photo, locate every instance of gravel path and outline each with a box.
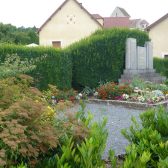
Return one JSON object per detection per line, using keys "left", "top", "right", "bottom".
{"left": 69, "top": 102, "right": 145, "bottom": 160}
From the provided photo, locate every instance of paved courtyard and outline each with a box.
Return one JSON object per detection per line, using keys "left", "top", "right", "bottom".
{"left": 69, "top": 102, "right": 145, "bottom": 159}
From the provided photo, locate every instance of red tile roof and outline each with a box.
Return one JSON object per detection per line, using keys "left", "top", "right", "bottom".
{"left": 103, "top": 17, "right": 130, "bottom": 28}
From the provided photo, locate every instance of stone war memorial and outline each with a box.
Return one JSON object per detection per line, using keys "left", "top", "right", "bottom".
{"left": 119, "top": 38, "right": 166, "bottom": 83}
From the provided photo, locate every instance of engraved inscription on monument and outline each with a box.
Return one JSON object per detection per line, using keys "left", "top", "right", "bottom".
{"left": 137, "top": 46, "right": 146, "bottom": 69}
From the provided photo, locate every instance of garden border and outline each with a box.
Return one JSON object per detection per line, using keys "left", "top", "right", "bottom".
{"left": 87, "top": 98, "right": 168, "bottom": 110}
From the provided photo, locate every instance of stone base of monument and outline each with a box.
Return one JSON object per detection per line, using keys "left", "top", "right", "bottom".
{"left": 119, "top": 69, "right": 166, "bottom": 84}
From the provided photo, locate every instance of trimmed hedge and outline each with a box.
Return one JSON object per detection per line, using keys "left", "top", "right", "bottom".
{"left": 0, "top": 44, "right": 72, "bottom": 89}
{"left": 0, "top": 28, "right": 150, "bottom": 90}
{"left": 68, "top": 28, "right": 149, "bottom": 88}
{"left": 154, "top": 57, "right": 168, "bottom": 78}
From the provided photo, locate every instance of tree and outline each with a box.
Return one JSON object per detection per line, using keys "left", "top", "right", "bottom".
{"left": 0, "top": 22, "right": 39, "bottom": 45}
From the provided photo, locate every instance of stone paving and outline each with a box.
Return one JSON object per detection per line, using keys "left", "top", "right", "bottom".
{"left": 68, "top": 102, "right": 145, "bottom": 160}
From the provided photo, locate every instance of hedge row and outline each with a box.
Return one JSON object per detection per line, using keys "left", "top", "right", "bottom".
{"left": 68, "top": 28, "right": 149, "bottom": 88}
{"left": 0, "top": 28, "right": 150, "bottom": 90}
{"left": 0, "top": 44, "right": 72, "bottom": 89}
{"left": 154, "top": 57, "right": 168, "bottom": 78}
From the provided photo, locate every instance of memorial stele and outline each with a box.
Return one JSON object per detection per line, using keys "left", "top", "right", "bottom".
{"left": 119, "top": 38, "right": 166, "bottom": 83}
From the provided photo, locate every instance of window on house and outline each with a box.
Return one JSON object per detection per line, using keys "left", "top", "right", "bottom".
{"left": 164, "top": 54, "right": 168, "bottom": 58}
{"left": 52, "top": 41, "right": 61, "bottom": 48}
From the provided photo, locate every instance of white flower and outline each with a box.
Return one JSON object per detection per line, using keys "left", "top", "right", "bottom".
{"left": 122, "top": 94, "right": 129, "bottom": 100}
{"left": 134, "top": 87, "right": 142, "bottom": 93}
{"left": 137, "top": 96, "right": 145, "bottom": 102}
{"left": 76, "top": 95, "right": 80, "bottom": 100}
{"left": 93, "top": 92, "right": 98, "bottom": 97}
{"left": 78, "top": 93, "right": 83, "bottom": 97}
{"left": 152, "top": 90, "right": 164, "bottom": 97}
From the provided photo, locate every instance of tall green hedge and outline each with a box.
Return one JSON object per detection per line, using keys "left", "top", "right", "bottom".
{"left": 0, "top": 44, "right": 72, "bottom": 89}
{"left": 154, "top": 57, "right": 168, "bottom": 78}
{"left": 68, "top": 28, "right": 149, "bottom": 88}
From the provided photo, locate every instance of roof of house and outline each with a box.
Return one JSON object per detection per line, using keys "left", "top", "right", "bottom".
{"left": 103, "top": 17, "right": 130, "bottom": 28}
{"left": 129, "top": 19, "right": 140, "bottom": 27}
{"left": 38, "top": 0, "right": 103, "bottom": 32}
{"left": 146, "top": 13, "right": 168, "bottom": 31}
{"left": 130, "top": 19, "right": 149, "bottom": 28}
{"left": 92, "top": 14, "right": 103, "bottom": 19}
{"left": 112, "top": 7, "right": 130, "bottom": 17}
{"left": 118, "top": 7, "right": 130, "bottom": 17}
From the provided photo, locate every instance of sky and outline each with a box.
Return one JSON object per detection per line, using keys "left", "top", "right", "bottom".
{"left": 0, "top": 0, "right": 167, "bottom": 28}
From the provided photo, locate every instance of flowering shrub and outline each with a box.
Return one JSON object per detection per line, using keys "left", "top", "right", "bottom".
{"left": 0, "top": 75, "right": 90, "bottom": 167}
{"left": 96, "top": 78, "right": 168, "bottom": 104}
{"left": 43, "top": 84, "right": 77, "bottom": 105}
{"left": 97, "top": 82, "right": 132, "bottom": 100}
{"left": 0, "top": 75, "right": 60, "bottom": 167}
{"left": 128, "top": 87, "right": 167, "bottom": 104}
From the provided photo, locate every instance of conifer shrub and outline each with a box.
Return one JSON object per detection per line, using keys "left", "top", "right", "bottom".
{"left": 68, "top": 28, "right": 149, "bottom": 88}
{"left": 154, "top": 57, "right": 168, "bottom": 78}
{"left": 0, "top": 44, "right": 72, "bottom": 89}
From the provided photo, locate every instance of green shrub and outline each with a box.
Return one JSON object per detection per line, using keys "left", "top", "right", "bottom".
{"left": 68, "top": 28, "right": 149, "bottom": 88}
{"left": 154, "top": 57, "right": 168, "bottom": 78}
{"left": 0, "top": 53, "right": 36, "bottom": 79}
{"left": 43, "top": 106, "right": 108, "bottom": 168}
{"left": 0, "top": 44, "right": 72, "bottom": 89}
{"left": 122, "top": 106, "right": 168, "bottom": 168}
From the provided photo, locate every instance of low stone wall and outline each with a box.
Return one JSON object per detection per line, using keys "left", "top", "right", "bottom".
{"left": 87, "top": 98, "right": 168, "bottom": 110}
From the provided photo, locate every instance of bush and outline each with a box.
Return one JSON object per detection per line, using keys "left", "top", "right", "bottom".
{"left": 0, "top": 75, "right": 59, "bottom": 167}
{"left": 0, "top": 75, "right": 89, "bottom": 167}
{"left": 0, "top": 53, "right": 36, "bottom": 79}
{"left": 40, "top": 103, "right": 108, "bottom": 168}
{"left": 122, "top": 106, "right": 168, "bottom": 168}
{"left": 68, "top": 28, "right": 149, "bottom": 88}
{"left": 97, "top": 82, "right": 132, "bottom": 100}
{"left": 0, "top": 44, "right": 72, "bottom": 89}
{"left": 154, "top": 57, "right": 168, "bottom": 78}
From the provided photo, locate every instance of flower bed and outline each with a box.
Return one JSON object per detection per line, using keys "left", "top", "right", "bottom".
{"left": 95, "top": 79, "right": 168, "bottom": 104}
{"left": 79, "top": 78, "right": 168, "bottom": 107}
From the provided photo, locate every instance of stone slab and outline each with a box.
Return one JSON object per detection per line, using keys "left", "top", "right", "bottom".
{"left": 137, "top": 46, "right": 147, "bottom": 69}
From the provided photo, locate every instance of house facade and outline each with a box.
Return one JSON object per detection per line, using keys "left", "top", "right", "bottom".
{"left": 146, "top": 13, "right": 168, "bottom": 58}
{"left": 39, "top": 0, "right": 148, "bottom": 48}
{"left": 38, "top": 0, "right": 102, "bottom": 48}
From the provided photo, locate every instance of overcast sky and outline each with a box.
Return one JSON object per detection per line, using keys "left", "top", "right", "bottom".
{"left": 0, "top": 0, "right": 167, "bottom": 28}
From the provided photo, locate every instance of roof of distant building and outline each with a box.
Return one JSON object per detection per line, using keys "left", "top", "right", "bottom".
{"left": 103, "top": 17, "right": 130, "bottom": 28}
{"left": 92, "top": 14, "right": 103, "bottom": 19}
{"left": 111, "top": 7, "right": 130, "bottom": 17}
{"left": 130, "top": 19, "right": 149, "bottom": 28}
{"left": 117, "top": 7, "right": 130, "bottom": 17}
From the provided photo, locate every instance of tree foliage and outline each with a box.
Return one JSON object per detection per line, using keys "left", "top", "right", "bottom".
{"left": 0, "top": 22, "right": 38, "bottom": 44}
